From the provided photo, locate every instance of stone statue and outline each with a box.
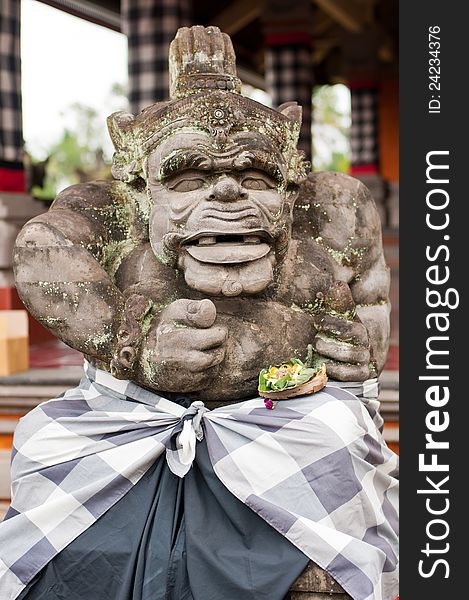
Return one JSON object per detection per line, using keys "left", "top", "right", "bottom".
{"left": 13, "top": 26, "right": 390, "bottom": 403}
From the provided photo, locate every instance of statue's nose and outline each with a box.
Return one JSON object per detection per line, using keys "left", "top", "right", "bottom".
{"left": 209, "top": 176, "right": 247, "bottom": 201}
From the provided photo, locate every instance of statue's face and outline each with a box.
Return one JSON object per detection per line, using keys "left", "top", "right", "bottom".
{"left": 147, "top": 130, "right": 293, "bottom": 296}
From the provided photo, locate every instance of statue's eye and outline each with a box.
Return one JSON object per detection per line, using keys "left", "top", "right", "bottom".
{"left": 167, "top": 177, "right": 205, "bottom": 192}
{"left": 242, "top": 176, "right": 275, "bottom": 190}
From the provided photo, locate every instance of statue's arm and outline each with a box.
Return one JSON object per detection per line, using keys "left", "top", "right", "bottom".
{"left": 13, "top": 182, "right": 125, "bottom": 363}
{"left": 296, "top": 172, "right": 391, "bottom": 378}
{"left": 349, "top": 241, "right": 391, "bottom": 375}
{"left": 341, "top": 175, "right": 391, "bottom": 375}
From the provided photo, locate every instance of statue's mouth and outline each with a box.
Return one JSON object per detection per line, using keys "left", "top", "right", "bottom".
{"left": 180, "top": 230, "right": 272, "bottom": 264}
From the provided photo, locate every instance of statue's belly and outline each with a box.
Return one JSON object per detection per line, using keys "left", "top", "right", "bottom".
{"left": 193, "top": 299, "right": 316, "bottom": 402}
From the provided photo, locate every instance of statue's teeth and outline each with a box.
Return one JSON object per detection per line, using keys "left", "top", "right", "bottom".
{"left": 244, "top": 236, "right": 260, "bottom": 244}
{"left": 198, "top": 236, "right": 217, "bottom": 245}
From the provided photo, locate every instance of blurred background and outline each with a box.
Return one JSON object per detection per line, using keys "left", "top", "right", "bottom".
{"left": 0, "top": 0, "right": 399, "bottom": 513}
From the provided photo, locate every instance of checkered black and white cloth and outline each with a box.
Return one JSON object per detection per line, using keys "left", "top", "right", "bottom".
{"left": 122, "top": 0, "right": 191, "bottom": 114}
{"left": 0, "top": 0, "right": 23, "bottom": 164}
{"left": 265, "top": 45, "right": 313, "bottom": 160}
{"left": 350, "top": 86, "right": 379, "bottom": 169}
{"left": 0, "top": 361, "right": 398, "bottom": 600}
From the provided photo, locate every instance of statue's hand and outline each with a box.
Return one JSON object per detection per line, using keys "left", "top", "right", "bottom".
{"left": 151, "top": 299, "right": 228, "bottom": 392}
{"left": 312, "top": 314, "right": 372, "bottom": 381}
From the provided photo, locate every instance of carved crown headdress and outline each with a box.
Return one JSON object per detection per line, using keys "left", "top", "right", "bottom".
{"left": 108, "top": 26, "right": 306, "bottom": 184}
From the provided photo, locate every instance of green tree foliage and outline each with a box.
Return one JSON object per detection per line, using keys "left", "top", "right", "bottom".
{"left": 312, "top": 85, "right": 351, "bottom": 173}
{"left": 27, "top": 85, "right": 127, "bottom": 202}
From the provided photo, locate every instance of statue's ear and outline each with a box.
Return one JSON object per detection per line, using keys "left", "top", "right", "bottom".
{"left": 276, "top": 101, "right": 302, "bottom": 127}
{"left": 107, "top": 112, "right": 141, "bottom": 182}
{"left": 107, "top": 111, "right": 136, "bottom": 150}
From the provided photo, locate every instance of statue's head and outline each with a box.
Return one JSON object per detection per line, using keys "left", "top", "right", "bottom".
{"left": 108, "top": 26, "right": 307, "bottom": 296}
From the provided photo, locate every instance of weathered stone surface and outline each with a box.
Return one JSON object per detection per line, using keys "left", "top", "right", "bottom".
{"left": 284, "top": 561, "right": 352, "bottom": 599}
{"left": 290, "top": 562, "right": 346, "bottom": 594}
{"left": 13, "top": 25, "right": 390, "bottom": 402}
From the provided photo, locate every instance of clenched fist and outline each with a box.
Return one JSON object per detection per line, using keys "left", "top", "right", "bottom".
{"left": 312, "top": 313, "right": 371, "bottom": 381}
{"left": 140, "top": 299, "right": 228, "bottom": 392}
{"left": 311, "top": 281, "right": 372, "bottom": 381}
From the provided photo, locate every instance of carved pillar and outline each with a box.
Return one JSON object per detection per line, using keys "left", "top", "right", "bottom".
{"left": 349, "top": 81, "right": 386, "bottom": 222}
{"left": 0, "top": 0, "right": 25, "bottom": 192}
{"left": 350, "top": 82, "right": 380, "bottom": 178}
{"left": 122, "top": 0, "right": 191, "bottom": 112}
{"left": 263, "top": 0, "right": 314, "bottom": 161}
{"left": 0, "top": 1, "right": 46, "bottom": 334}
{"left": 379, "top": 78, "right": 399, "bottom": 229}
{"left": 339, "top": 26, "right": 386, "bottom": 225}
{"left": 1, "top": 2, "right": 28, "bottom": 304}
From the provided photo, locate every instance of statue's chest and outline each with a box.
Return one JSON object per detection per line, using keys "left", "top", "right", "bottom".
{"left": 196, "top": 299, "right": 317, "bottom": 401}
{"left": 117, "top": 242, "right": 323, "bottom": 402}
{"left": 117, "top": 238, "right": 354, "bottom": 305}
{"left": 272, "top": 238, "right": 356, "bottom": 307}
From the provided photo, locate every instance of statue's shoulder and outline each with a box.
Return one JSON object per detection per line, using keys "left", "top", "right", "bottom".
{"left": 51, "top": 180, "right": 119, "bottom": 213}
{"left": 51, "top": 180, "right": 150, "bottom": 234}
{"left": 294, "top": 171, "right": 382, "bottom": 250}
{"left": 297, "top": 170, "right": 378, "bottom": 211}
{"left": 49, "top": 179, "right": 147, "bottom": 234}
